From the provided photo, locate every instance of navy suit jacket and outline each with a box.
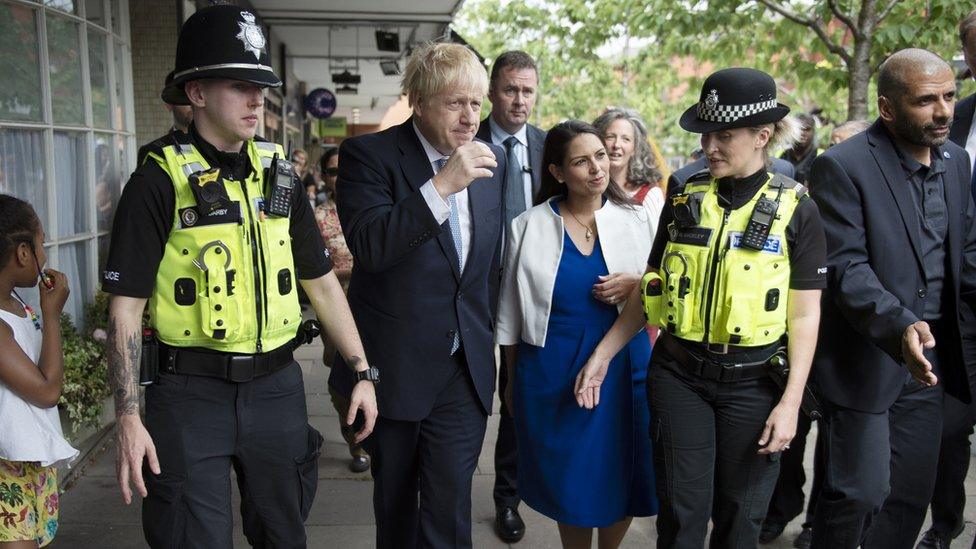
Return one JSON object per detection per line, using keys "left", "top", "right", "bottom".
{"left": 329, "top": 119, "right": 506, "bottom": 421}
{"left": 476, "top": 117, "right": 546, "bottom": 205}
{"left": 950, "top": 94, "right": 975, "bottom": 150}
{"left": 669, "top": 156, "right": 795, "bottom": 188}
{"left": 809, "top": 120, "right": 976, "bottom": 412}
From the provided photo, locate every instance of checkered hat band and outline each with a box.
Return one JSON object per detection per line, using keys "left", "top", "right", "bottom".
{"left": 697, "top": 99, "right": 778, "bottom": 123}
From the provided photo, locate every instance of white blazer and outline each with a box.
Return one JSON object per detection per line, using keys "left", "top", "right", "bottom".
{"left": 496, "top": 197, "right": 656, "bottom": 347}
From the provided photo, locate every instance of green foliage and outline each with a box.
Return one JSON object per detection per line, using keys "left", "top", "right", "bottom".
{"left": 59, "top": 293, "right": 111, "bottom": 435}
{"left": 457, "top": 0, "right": 974, "bottom": 157}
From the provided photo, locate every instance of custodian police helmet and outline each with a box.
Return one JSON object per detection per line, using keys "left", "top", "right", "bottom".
{"left": 161, "top": 4, "right": 281, "bottom": 105}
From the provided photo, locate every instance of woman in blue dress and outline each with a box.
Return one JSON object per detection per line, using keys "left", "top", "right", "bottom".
{"left": 495, "top": 120, "right": 658, "bottom": 548}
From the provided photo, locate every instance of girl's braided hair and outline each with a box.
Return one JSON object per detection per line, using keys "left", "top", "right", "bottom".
{"left": 0, "top": 194, "right": 41, "bottom": 267}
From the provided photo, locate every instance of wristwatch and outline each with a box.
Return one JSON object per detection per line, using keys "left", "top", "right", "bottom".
{"left": 356, "top": 367, "right": 380, "bottom": 384}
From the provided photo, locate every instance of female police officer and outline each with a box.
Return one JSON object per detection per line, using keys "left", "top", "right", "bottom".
{"left": 575, "top": 68, "right": 827, "bottom": 547}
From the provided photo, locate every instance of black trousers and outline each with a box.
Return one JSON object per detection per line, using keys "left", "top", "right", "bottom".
{"left": 142, "top": 362, "right": 322, "bottom": 549}
{"left": 763, "top": 413, "right": 825, "bottom": 527}
{"left": 811, "top": 379, "right": 944, "bottom": 549}
{"left": 927, "top": 393, "right": 974, "bottom": 537}
{"left": 364, "top": 365, "right": 488, "bottom": 549}
{"left": 648, "top": 344, "right": 782, "bottom": 549}
{"left": 492, "top": 351, "right": 519, "bottom": 509}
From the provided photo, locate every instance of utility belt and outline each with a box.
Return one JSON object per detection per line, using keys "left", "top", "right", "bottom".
{"left": 660, "top": 332, "right": 821, "bottom": 419}
{"left": 140, "top": 319, "right": 321, "bottom": 384}
{"left": 661, "top": 333, "right": 776, "bottom": 382}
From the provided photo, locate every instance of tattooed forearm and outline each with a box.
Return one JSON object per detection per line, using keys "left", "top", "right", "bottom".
{"left": 347, "top": 356, "right": 363, "bottom": 372}
{"left": 108, "top": 316, "right": 142, "bottom": 417}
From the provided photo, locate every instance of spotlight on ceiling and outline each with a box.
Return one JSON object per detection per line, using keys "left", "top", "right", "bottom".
{"left": 331, "top": 70, "right": 362, "bottom": 85}
{"left": 379, "top": 59, "right": 399, "bottom": 76}
{"left": 375, "top": 29, "right": 400, "bottom": 52}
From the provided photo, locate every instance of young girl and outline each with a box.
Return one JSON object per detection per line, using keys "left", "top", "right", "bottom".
{"left": 0, "top": 194, "right": 77, "bottom": 548}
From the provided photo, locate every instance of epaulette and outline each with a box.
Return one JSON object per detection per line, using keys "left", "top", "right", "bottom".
{"left": 686, "top": 168, "right": 711, "bottom": 184}
{"left": 769, "top": 173, "right": 808, "bottom": 199}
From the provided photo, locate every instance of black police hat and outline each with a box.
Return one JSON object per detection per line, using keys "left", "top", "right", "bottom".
{"left": 161, "top": 5, "right": 281, "bottom": 106}
{"left": 679, "top": 68, "right": 789, "bottom": 134}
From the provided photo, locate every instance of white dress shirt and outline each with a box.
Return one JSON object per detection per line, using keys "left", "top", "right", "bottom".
{"left": 488, "top": 117, "right": 533, "bottom": 210}
{"left": 965, "top": 115, "right": 976, "bottom": 171}
{"left": 415, "top": 123, "right": 472, "bottom": 272}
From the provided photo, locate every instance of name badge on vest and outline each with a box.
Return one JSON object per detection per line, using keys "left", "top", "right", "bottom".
{"left": 669, "top": 225, "right": 712, "bottom": 246}
{"left": 178, "top": 202, "right": 242, "bottom": 229}
{"left": 728, "top": 231, "right": 784, "bottom": 255}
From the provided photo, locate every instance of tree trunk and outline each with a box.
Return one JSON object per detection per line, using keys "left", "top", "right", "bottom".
{"left": 847, "top": 37, "right": 872, "bottom": 120}
{"left": 847, "top": 0, "right": 878, "bottom": 121}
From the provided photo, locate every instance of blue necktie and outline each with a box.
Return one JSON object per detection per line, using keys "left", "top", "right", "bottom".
{"left": 437, "top": 157, "right": 462, "bottom": 355}
{"left": 504, "top": 136, "right": 526, "bottom": 228}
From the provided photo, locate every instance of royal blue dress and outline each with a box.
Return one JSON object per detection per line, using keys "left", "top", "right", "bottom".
{"left": 513, "top": 204, "right": 658, "bottom": 528}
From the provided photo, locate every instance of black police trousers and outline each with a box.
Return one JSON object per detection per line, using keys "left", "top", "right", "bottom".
{"left": 142, "top": 362, "right": 323, "bottom": 549}
{"left": 648, "top": 343, "right": 781, "bottom": 549}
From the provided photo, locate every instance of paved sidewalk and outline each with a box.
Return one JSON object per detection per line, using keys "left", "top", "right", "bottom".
{"left": 55, "top": 335, "right": 976, "bottom": 547}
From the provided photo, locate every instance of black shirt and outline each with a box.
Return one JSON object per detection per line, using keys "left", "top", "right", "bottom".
{"left": 890, "top": 132, "right": 948, "bottom": 320}
{"left": 781, "top": 144, "right": 818, "bottom": 184}
{"left": 648, "top": 167, "right": 827, "bottom": 290}
{"left": 102, "top": 124, "right": 332, "bottom": 298}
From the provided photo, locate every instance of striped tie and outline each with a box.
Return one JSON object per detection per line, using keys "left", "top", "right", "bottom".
{"left": 437, "top": 157, "right": 463, "bottom": 355}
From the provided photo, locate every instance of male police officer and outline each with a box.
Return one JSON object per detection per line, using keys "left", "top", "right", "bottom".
{"left": 103, "top": 6, "right": 377, "bottom": 548}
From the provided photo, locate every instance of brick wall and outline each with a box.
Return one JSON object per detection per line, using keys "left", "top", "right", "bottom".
{"left": 129, "top": 0, "right": 180, "bottom": 148}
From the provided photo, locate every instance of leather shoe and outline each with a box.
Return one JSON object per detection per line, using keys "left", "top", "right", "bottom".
{"left": 916, "top": 528, "right": 950, "bottom": 549}
{"left": 793, "top": 526, "right": 812, "bottom": 549}
{"left": 759, "top": 520, "right": 786, "bottom": 543}
{"left": 349, "top": 455, "right": 370, "bottom": 473}
{"left": 495, "top": 506, "right": 525, "bottom": 543}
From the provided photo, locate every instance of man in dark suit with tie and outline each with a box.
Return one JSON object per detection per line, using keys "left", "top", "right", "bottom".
{"left": 917, "top": 12, "right": 976, "bottom": 549}
{"left": 329, "top": 42, "right": 506, "bottom": 548}
{"left": 808, "top": 49, "right": 976, "bottom": 549}
{"left": 474, "top": 50, "right": 545, "bottom": 544}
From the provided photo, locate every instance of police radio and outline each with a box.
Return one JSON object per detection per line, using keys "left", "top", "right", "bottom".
{"left": 740, "top": 185, "right": 784, "bottom": 251}
{"left": 265, "top": 154, "right": 295, "bottom": 218}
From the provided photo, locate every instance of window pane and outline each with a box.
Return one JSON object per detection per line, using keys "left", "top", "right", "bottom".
{"left": 0, "top": 129, "right": 47, "bottom": 227}
{"left": 47, "top": 15, "right": 85, "bottom": 125}
{"left": 113, "top": 39, "right": 128, "bottom": 130}
{"left": 0, "top": 4, "right": 43, "bottom": 122}
{"left": 88, "top": 31, "right": 110, "bottom": 128}
{"left": 59, "top": 240, "right": 91, "bottom": 325}
{"left": 43, "top": 0, "right": 78, "bottom": 15}
{"left": 53, "top": 131, "right": 89, "bottom": 237}
{"left": 109, "top": 0, "right": 119, "bottom": 35}
{"left": 94, "top": 132, "right": 119, "bottom": 232}
{"left": 85, "top": 0, "right": 104, "bottom": 27}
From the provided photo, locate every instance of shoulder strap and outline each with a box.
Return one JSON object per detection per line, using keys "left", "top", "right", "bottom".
{"left": 632, "top": 183, "right": 653, "bottom": 204}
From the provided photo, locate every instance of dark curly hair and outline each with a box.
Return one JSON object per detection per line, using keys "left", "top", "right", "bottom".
{"left": 535, "top": 120, "right": 631, "bottom": 207}
{"left": 0, "top": 194, "right": 41, "bottom": 268}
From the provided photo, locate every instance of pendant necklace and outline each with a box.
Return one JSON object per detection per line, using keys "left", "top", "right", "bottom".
{"left": 566, "top": 206, "right": 596, "bottom": 241}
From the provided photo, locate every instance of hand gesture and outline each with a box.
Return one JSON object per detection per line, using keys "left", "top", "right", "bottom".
{"left": 758, "top": 401, "right": 798, "bottom": 455}
{"left": 38, "top": 269, "right": 69, "bottom": 317}
{"left": 902, "top": 321, "right": 937, "bottom": 386}
{"left": 592, "top": 272, "right": 640, "bottom": 305}
{"left": 116, "top": 415, "right": 160, "bottom": 505}
{"left": 348, "top": 379, "right": 378, "bottom": 443}
{"left": 432, "top": 141, "right": 498, "bottom": 197}
{"left": 574, "top": 354, "right": 610, "bottom": 409}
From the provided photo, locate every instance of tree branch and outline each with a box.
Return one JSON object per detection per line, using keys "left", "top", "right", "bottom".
{"left": 827, "top": 0, "right": 858, "bottom": 37}
{"left": 759, "top": 0, "right": 852, "bottom": 64}
{"left": 876, "top": 0, "right": 899, "bottom": 24}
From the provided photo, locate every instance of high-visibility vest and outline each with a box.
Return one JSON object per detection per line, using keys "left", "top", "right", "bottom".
{"left": 641, "top": 172, "right": 807, "bottom": 347}
{"left": 146, "top": 139, "right": 300, "bottom": 354}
